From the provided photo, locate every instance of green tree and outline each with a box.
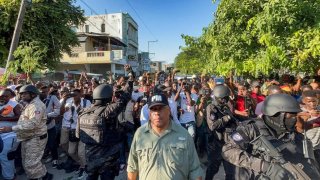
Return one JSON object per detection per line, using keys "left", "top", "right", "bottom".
{"left": 177, "top": 0, "right": 320, "bottom": 76}
{"left": 0, "top": 0, "right": 85, "bottom": 75}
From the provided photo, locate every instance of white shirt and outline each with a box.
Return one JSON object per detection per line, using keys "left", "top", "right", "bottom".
{"left": 179, "top": 92, "right": 198, "bottom": 124}
{"left": 62, "top": 98, "right": 91, "bottom": 129}
{"left": 140, "top": 98, "right": 181, "bottom": 126}
{"left": 140, "top": 104, "right": 149, "bottom": 126}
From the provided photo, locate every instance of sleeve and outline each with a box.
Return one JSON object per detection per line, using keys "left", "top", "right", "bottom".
{"left": 140, "top": 105, "right": 149, "bottom": 126}
{"left": 47, "top": 96, "right": 61, "bottom": 118}
{"left": 127, "top": 131, "right": 139, "bottom": 173}
{"left": 206, "top": 104, "right": 226, "bottom": 131}
{"left": 221, "top": 123, "right": 265, "bottom": 173}
{"left": 187, "top": 134, "right": 203, "bottom": 179}
{"left": 169, "top": 102, "right": 180, "bottom": 125}
{"left": 12, "top": 104, "right": 46, "bottom": 132}
{"left": 102, "top": 91, "right": 130, "bottom": 119}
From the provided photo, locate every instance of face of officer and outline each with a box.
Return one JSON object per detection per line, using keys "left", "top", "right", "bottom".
{"left": 149, "top": 105, "right": 171, "bottom": 132}
{"left": 20, "top": 92, "right": 36, "bottom": 103}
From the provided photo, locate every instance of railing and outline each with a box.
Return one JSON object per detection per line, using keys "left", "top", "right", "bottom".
{"left": 61, "top": 50, "right": 125, "bottom": 64}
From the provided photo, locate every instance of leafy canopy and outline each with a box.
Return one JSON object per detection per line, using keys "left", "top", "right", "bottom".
{"left": 176, "top": 0, "right": 320, "bottom": 76}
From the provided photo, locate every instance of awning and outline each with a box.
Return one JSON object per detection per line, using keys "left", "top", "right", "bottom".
{"left": 77, "top": 32, "right": 127, "bottom": 47}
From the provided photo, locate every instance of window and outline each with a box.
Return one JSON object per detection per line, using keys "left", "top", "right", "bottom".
{"left": 101, "top": 24, "right": 105, "bottom": 33}
{"left": 85, "top": 25, "right": 89, "bottom": 33}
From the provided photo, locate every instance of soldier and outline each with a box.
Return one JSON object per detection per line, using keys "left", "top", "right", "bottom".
{"left": 77, "top": 65, "right": 133, "bottom": 180}
{"left": 0, "top": 85, "right": 53, "bottom": 180}
{"left": 222, "top": 94, "right": 320, "bottom": 179}
{"left": 205, "top": 85, "right": 235, "bottom": 180}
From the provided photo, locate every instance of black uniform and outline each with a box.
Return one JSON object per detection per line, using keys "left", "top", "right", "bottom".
{"left": 79, "top": 80, "right": 133, "bottom": 180}
{"left": 206, "top": 101, "right": 236, "bottom": 180}
{"left": 222, "top": 118, "right": 320, "bottom": 179}
{"left": 222, "top": 94, "right": 320, "bottom": 180}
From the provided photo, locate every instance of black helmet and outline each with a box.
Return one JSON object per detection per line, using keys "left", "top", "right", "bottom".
{"left": 19, "top": 85, "right": 39, "bottom": 95}
{"left": 213, "top": 85, "right": 230, "bottom": 98}
{"left": 262, "top": 94, "right": 301, "bottom": 116}
{"left": 93, "top": 84, "right": 113, "bottom": 100}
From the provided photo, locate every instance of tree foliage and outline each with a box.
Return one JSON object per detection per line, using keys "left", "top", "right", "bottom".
{"left": 176, "top": 0, "right": 320, "bottom": 76}
{"left": 0, "top": 0, "right": 85, "bottom": 72}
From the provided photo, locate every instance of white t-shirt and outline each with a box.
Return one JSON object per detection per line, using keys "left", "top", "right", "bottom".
{"left": 179, "top": 92, "right": 198, "bottom": 124}
{"left": 62, "top": 98, "right": 91, "bottom": 129}
{"left": 0, "top": 100, "right": 19, "bottom": 139}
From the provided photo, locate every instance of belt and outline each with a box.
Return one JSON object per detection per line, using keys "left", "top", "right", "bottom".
{"left": 39, "top": 134, "right": 47, "bottom": 140}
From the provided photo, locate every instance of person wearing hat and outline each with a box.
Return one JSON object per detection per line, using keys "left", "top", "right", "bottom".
{"left": 0, "top": 85, "right": 53, "bottom": 180}
{"left": 250, "top": 80, "right": 265, "bottom": 104}
{"left": 127, "top": 93, "right": 203, "bottom": 180}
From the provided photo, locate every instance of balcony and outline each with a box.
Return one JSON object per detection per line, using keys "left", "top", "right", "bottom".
{"left": 61, "top": 50, "right": 125, "bottom": 64}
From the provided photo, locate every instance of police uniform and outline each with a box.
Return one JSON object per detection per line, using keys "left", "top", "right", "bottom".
{"left": 77, "top": 80, "right": 133, "bottom": 179}
{"left": 127, "top": 121, "right": 203, "bottom": 180}
{"left": 12, "top": 96, "right": 48, "bottom": 179}
{"left": 222, "top": 117, "right": 320, "bottom": 179}
{"left": 206, "top": 102, "right": 236, "bottom": 180}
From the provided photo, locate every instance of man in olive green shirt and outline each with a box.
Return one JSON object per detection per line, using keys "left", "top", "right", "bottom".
{"left": 127, "top": 93, "right": 203, "bottom": 180}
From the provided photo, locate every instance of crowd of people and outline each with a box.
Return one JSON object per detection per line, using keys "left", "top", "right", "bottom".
{"left": 0, "top": 65, "right": 320, "bottom": 180}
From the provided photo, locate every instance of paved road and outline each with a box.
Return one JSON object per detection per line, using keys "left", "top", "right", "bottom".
{"left": 16, "top": 155, "right": 226, "bottom": 180}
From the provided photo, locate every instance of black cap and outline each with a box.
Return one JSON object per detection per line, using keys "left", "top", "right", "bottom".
{"left": 148, "top": 94, "right": 169, "bottom": 109}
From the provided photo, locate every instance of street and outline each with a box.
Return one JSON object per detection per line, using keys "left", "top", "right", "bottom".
{"left": 16, "top": 155, "right": 226, "bottom": 180}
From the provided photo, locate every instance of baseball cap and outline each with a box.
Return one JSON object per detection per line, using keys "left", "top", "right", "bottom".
{"left": 251, "top": 81, "right": 261, "bottom": 88}
{"left": 148, "top": 94, "right": 169, "bottom": 109}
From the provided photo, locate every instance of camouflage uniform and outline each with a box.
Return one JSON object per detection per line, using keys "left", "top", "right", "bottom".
{"left": 12, "top": 96, "right": 48, "bottom": 179}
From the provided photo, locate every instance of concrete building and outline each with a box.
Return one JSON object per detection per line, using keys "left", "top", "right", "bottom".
{"left": 138, "top": 52, "right": 151, "bottom": 74}
{"left": 150, "top": 61, "right": 166, "bottom": 73}
{"left": 59, "top": 13, "right": 138, "bottom": 77}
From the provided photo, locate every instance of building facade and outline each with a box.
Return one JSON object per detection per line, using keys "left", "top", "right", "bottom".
{"left": 59, "top": 13, "right": 139, "bottom": 77}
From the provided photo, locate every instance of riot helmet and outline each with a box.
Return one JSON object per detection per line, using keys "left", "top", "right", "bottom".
{"left": 262, "top": 94, "right": 301, "bottom": 135}
{"left": 213, "top": 85, "right": 230, "bottom": 105}
{"left": 92, "top": 84, "right": 113, "bottom": 105}
{"left": 19, "top": 85, "right": 39, "bottom": 95}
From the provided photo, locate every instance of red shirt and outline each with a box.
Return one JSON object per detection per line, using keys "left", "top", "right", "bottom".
{"left": 236, "top": 96, "right": 246, "bottom": 111}
{"left": 251, "top": 92, "right": 265, "bottom": 103}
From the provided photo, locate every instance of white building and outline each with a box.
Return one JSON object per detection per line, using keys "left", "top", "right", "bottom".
{"left": 77, "top": 12, "right": 138, "bottom": 60}
{"left": 59, "top": 13, "right": 139, "bottom": 78}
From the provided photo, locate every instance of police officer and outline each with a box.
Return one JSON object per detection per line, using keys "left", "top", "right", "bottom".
{"left": 222, "top": 94, "right": 320, "bottom": 179}
{"left": 77, "top": 65, "right": 133, "bottom": 180}
{"left": 0, "top": 85, "right": 53, "bottom": 180}
{"left": 206, "top": 85, "right": 235, "bottom": 180}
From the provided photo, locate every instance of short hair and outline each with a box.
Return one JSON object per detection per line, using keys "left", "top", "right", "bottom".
{"left": 302, "top": 90, "right": 317, "bottom": 99}
{"left": 71, "top": 88, "right": 81, "bottom": 93}
{"left": 301, "top": 85, "right": 313, "bottom": 92}
{"left": 267, "top": 85, "right": 282, "bottom": 95}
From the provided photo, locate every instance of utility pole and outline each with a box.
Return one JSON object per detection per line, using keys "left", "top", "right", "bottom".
{"left": 4, "top": 0, "right": 30, "bottom": 74}
{"left": 147, "top": 40, "right": 158, "bottom": 56}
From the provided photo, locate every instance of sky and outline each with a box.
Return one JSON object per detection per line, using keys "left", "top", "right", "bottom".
{"left": 75, "top": 0, "right": 218, "bottom": 64}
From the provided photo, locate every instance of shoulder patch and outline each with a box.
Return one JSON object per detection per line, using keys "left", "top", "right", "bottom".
{"left": 231, "top": 132, "right": 243, "bottom": 142}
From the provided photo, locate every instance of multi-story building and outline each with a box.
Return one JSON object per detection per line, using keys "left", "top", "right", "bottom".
{"left": 138, "top": 52, "right": 151, "bottom": 74}
{"left": 59, "top": 12, "right": 138, "bottom": 77}
{"left": 150, "top": 61, "right": 166, "bottom": 73}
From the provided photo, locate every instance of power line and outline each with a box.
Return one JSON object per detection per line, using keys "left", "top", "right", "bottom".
{"left": 79, "top": 0, "right": 120, "bottom": 35}
{"left": 124, "top": 0, "right": 158, "bottom": 41}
